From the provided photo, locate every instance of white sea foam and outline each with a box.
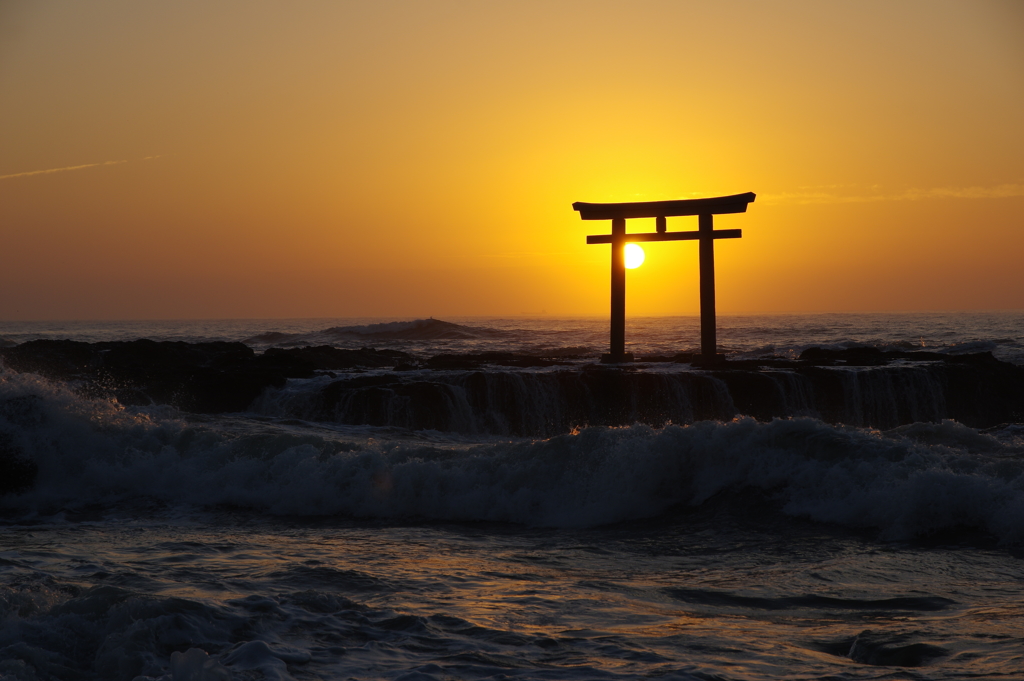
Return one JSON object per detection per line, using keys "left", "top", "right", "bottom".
{"left": 2, "top": 372, "right": 1023, "bottom": 543}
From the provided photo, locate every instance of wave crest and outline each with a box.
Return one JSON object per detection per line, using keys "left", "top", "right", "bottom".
{"left": 2, "top": 372, "right": 1023, "bottom": 543}
{"left": 244, "top": 319, "right": 502, "bottom": 347}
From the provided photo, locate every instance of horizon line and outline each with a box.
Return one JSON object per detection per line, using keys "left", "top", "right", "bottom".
{"left": 2, "top": 309, "right": 1023, "bottom": 325}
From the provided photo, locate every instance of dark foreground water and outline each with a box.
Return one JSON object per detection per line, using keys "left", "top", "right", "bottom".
{"left": 1, "top": 314, "right": 1023, "bottom": 680}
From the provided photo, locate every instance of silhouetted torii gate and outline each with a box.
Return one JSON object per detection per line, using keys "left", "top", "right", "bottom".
{"left": 573, "top": 192, "right": 756, "bottom": 363}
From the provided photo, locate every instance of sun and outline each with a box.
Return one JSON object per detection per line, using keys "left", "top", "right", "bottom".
{"left": 624, "top": 243, "right": 645, "bottom": 269}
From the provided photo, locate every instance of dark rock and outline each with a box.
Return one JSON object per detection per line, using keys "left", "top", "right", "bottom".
{"left": 426, "top": 355, "right": 482, "bottom": 370}
{"left": 261, "top": 346, "right": 412, "bottom": 370}
{"left": 392, "top": 363, "right": 419, "bottom": 371}
{"left": 251, "top": 351, "right": 318, "bottom": 378}
{"left": 637, "top": 353, "right": 696, "bottom": 363}
{"left": 711, "top": 371, "right": 788, "bottom": 421}
{"left": 800, "top": 346, "right": 887, "bottom": 365}
{"left": 426, "top": 352, "right": 569, "bottom": 369}
{"left": 0, "top": 339, "right": 325, "bottom": 414}
{"left": 1, "top": 339, "right": 100, "bottom": 376}
{"left": 3, "top": 340, "right": 1023, "bottom": 432}
{"left": 933, "top": 354, "right": 1024, "bottom": 426}
{"left": 689, "top": 353, "right": 728, "bottom": 367}
{"left": 494, "top": 357, "right": 565, "bottom": 368}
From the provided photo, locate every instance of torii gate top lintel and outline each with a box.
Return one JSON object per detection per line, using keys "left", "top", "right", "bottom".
{"left": 573, "top": 191, "right": 756, "bottom": 364}
{"left": 572, "top": 192, "right": 755, "bottom": 220}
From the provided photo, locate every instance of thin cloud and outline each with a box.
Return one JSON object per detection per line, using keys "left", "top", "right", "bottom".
{"left": 760, "top": 183, "right": 1024, "bottom": 205}
{"left": 482, "top": 251, "right": 574, "bottom": 259}
{"left": 0, "top": 159, "right": 127, "bottom": 181}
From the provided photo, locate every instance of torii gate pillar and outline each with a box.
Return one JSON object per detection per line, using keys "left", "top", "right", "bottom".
{"left": 573, "top": 192, "right": 756, "bottom": 364}
{"left": 610, "top": 217, "right": 626, "bottom": 357}
{"left": 698, "top": 213, "right": 716, "bottom": 359}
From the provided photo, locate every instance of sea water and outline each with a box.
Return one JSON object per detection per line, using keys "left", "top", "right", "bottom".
{"left": 1, "top": 313, "right": 1023, "bottom": 680}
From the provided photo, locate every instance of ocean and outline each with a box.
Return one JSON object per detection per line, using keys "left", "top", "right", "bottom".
{"left": 1, "top": 313, "right": 1023, "bottom": 680}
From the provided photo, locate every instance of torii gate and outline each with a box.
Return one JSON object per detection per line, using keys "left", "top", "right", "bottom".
{"left": 573, "top": 192, "right": 756, "bottom": 363}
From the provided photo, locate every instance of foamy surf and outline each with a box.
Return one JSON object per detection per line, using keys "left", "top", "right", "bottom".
{"left": 2, "top": 371, "right": 1022, "bottom": 544}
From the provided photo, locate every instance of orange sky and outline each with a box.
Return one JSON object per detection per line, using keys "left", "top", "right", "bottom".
{"left": 1, "top": 0, "right": 1022, "bottom": 320}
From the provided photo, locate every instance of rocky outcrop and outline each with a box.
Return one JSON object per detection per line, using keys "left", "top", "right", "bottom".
{"left": 2, "top": 340, "right": 1022, "bottom": 434}
{"left": 0, "top": 340, "right": 412, "bottom": 413}
{"left": 257, "top": 351, "right": 1024, "bottom": 435}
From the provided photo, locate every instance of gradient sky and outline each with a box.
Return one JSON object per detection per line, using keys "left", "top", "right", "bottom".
{"left": 1, "top": 0, "right": 1022, "bottom": 320}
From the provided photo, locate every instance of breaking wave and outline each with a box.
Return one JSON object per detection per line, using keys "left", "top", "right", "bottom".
{"left": 2, "top": 371, "right": 1023, "bottom": 543}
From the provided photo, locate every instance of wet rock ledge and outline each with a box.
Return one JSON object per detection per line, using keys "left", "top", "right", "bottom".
{"left": 1, "top": 340, "right": 1023, "bottom": 434}
{"left": 0, "top": 340, "right": 410, "bottom": 413}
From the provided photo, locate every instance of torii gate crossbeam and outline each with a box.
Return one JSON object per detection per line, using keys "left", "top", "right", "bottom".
{"left": 573, "top": 192, "right": 756, "bottom": 363}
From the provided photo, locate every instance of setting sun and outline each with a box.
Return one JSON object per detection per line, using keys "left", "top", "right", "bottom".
{"left": 624, "top": 244, "right": 645, "bottom": 269}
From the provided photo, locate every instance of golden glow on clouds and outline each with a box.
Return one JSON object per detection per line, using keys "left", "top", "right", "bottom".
{"left": 0, "top": 0, "right": 1021, "bottom": 319}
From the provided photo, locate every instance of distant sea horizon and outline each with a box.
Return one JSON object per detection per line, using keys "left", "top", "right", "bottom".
{"left": 4, "top": 308, "right": 1024, "bottom": 321}
{"left": 3, "top": 310, "right": 1023, "bottom": 364}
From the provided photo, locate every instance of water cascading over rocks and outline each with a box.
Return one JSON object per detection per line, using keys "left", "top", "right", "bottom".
{"left": 254, "top": 351, "right": 1023, "bottom": 436}
{"left": 3, "top": 341, "right": 1022, "bottom": 437}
